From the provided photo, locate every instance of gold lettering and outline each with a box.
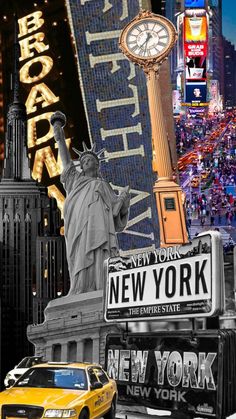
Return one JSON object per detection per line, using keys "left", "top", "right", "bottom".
{"left": 19, "top": 32, "right": 49, "bottom": 61}
{"left": 28, "top": 112, "right": 54, "bottom": 148}
{"left": 31, "top": 139, "right": 71, "bottom": 180}
{"left": 48, "top": 185, "right": 65, "bottom": 215}
{"left": 20, "top": 55, "right": 53, "bottom": 84}
{"left": 32, "top": 146, "right": 61, "bottom": 181}
{"left": 18, "top": 11, "right": 44, "bottom": 37}
{"left": 26, "top": 83, "right": 59, "bottom": 114}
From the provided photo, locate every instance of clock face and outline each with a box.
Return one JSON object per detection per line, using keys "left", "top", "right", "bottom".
{"left": 126, "top": 19, "right": 170, "bottom": 58}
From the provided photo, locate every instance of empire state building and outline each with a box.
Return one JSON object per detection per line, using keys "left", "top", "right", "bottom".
{"left": 0, "top": 20, "right": 69, "bottom": 387}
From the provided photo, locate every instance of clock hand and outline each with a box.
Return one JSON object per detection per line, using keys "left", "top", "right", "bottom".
{"left": 139, "top": 33, "right": 149, "bottom": 48}
{"left": 144, "top": 33, "right": 153, "bottom": 53}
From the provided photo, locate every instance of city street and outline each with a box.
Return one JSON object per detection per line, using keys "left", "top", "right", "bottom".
{"left": 176, "top": 112, "right": 236, "bottom": 246}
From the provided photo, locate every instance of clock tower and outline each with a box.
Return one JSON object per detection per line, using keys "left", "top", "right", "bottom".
{"left": 119, "top": 10, "right": 188, "bottom": 247}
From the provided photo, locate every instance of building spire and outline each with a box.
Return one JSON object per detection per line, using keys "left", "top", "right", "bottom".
{"left": 2, "top": 15, "right": 31, "bottom": 181}
{"left": 13, "top": 13, "right": 20, "bottom": 103}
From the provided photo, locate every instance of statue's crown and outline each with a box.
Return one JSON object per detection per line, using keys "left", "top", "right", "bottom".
{"left": 73, "top": 142, "right": 105, "bottom": 164}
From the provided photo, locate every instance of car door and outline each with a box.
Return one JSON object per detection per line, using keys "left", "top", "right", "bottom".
{"left": 87, "top": 367, "right": 105, "bottom": 419}
{"left": 93, "top": 367, "right": 114, "bottom": 416}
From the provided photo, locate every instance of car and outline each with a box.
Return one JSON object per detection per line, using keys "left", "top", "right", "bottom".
{"left": 201, "top": 170, "right": 210, "bottom": 180}
{"left": 0, "top": 362, "right": 117, "bottom": 419}
{"left": 191, "top": 176, "right": 200, "bottom": 188}
{"left": 4, "top": 356, "right": 44, "bottom": 387}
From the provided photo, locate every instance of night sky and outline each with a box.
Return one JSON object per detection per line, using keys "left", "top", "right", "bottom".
{"left": 222, "top": 0, "right": 236, "bottom": 47}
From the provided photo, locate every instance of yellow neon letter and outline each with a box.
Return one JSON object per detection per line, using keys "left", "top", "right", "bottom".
{"left": 31, "top": 139, "right": 71, "bottom": 181}
{"left": 26, "top": 83, "right": 59, "bottom": 114}
{"left": 19, "top": 32, "right": 49, "bottom": 61}
{"left": 20, "top": 56, "right": 53, "bottom": 84}
{"left": 28, "top": 112, "right": 54, "bottom": 148}
{"left": 32, "top": 146, "right": 61, "bottom": 181}
{"left": 18, "top": 11, "right": 44, "bottom": 38}
{"left": 48, "top": 185, "right": 65, "bottom": 215}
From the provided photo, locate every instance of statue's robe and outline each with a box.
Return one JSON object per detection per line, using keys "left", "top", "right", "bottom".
{"left": 61, "top": 162, "right": 129, "bottom": 294}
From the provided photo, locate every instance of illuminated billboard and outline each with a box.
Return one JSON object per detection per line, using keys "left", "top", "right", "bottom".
{"left": 184, "top": 16, "right": 207, "bottom": 42}
{"left": 188, "top": 107, "right": 206, "bottom": 115}
{"left": 173, "top": 90, "right": 182, "bottom": 114}
{"left": 209, "top": 80, "right": 222, "bottom": 113}
{"left": 185, "top": 0, "right": 205, "bottom": 7}
{"left": 185, "top": 56, "right": 206, "bottom": 80}
{"left": 185, "top": 82, "right": 207, "bottom": 104}
{"left": 209, "top": 80, "right": 219, "bottom": 100}
{"left": 185, "top": 42, "right": 207, "bottom": 57}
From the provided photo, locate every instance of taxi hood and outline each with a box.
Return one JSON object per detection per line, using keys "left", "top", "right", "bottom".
{"left": 0, "top": 387, "right": 87, "bottom": 408}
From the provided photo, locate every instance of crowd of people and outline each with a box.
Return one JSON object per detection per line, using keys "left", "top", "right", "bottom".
{"left": 176, "top": 112, "right": 236, "bottom": 250}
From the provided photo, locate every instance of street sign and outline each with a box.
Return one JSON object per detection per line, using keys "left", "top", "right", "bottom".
{"left": 105, "top": 330, "right": 236, "bottom": 418}
{"left": 104, "top": 232, "right": 224, "bottom": 322}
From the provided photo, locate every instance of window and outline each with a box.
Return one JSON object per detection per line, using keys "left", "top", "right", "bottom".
{"left": 15, "top": 367, "right": 88, "bottom": 390}
{"left": 95, "top": 368, "right": 109, "bottom": 385}
{"left": 88, "top": 368, "right": 98, "bottom": 386}
{"left": 52, "top": 344, "right": 61, "bottom": 362}
{"left": 83, "top": 339, "right": 93, "bottom": 362}
{"left": 68, "top": 341, "right": 77, "bottom": 362}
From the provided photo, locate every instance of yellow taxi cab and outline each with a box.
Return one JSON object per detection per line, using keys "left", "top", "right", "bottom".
{"left": 191, "top": 176, "right": 200, "bottom": 187}
{"left": 201, "top": 169, "right": 210, "bottom": 180}
{"left": 0, "top": 362, "right": 117, "bottom": 419}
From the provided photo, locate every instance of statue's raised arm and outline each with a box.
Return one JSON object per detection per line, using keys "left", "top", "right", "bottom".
{"left": 50, "top": 111, "right": 130, "bottom": 296}
{"left": 50, "top": 111, "right": 71, "bottom": 169}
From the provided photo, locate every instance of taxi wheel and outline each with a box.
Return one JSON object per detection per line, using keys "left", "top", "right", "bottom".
{"left": 104, "top": 398, "right": 116, "bottom": 419}
{"left": 79, "top": 409, "right": 89, "bottom": 419}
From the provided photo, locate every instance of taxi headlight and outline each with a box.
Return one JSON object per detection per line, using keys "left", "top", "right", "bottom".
{"left": 44, "top": 410, "right": 77, "bottom": 418}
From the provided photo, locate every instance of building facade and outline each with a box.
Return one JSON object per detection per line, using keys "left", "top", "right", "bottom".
{"left": 223, "top": 37, "right": 236, "bottom": 109}
{"left": 208, "top": 0, "right": 224, "bottom": 99}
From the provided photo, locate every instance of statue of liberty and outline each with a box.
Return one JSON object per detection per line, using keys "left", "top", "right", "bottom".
{"left": 50, "top": 111, "right": 130, "bottom": 295}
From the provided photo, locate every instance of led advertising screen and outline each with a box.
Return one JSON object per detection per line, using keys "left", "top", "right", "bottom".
{"left": 184, "top": 16, "right": 207, "bottom": 42}
{"left": 185, "top": 82, "right": 207, "bottom": 104}
{"left": 185, "top": 56, "right": 206, "bottom": 80}
{"left": 209, "top": 80, "right": 222, "bottom": 113}
{"left": 185, "top": 0, "right": 205, "bottom": 7}
{"left": 173, "top": 90, "right": 182, "bottom": 114}
{"left": 188, "top": 107, "right": 206, "bottom": 115}
{"left": 185, "top": 42, "right": 207, "bottom": 57}
{"left": 209, "top": 80, "right": 219, "bottom": 100}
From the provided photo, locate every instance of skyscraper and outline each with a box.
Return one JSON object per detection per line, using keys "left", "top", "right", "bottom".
{"left": 0, "top": 19, "right": 69, "bottom": 385}
{"left": 208, "top": 0, "right": 224, "bottom": 98}
{"left": 223, "top": 37, "right": 236, "bottom": 108}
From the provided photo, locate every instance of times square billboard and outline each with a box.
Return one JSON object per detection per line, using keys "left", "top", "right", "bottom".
{"left": 0, "top": 0, "right": 159, "bottom": 254}
{"left": 185, "top": 0, "right": 206, "bottom": 8}
{"left": 183, "top": 7, "right": 208, "bottom": 107}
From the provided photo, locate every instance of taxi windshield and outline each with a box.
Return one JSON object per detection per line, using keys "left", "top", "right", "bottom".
{"left": 15, "top": 367, "right": 88, "bottom": 390}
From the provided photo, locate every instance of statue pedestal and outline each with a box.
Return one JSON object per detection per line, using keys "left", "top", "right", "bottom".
{"left": 27, "top": 290, "right": 121, "bottom": 365}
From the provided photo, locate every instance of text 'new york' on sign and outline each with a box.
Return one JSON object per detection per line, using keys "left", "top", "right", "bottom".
{"left": 104, "top": 231, "right": 224, "bottom": 321}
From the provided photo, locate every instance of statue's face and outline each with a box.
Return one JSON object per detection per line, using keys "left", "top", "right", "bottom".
{"left": 81, "top": 154, "right": 98, "bottom": 175}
